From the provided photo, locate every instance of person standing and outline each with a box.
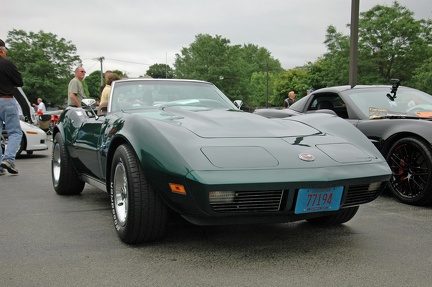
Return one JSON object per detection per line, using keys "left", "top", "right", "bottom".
{"left": 0, "top": 39, "right": 23, "bottom": 175}
{"left": 32, "top": 97, "right": 46, "bottom": 115}
{"left": 67, "top": 67, "right": 86, "bottom": 107}
{"left": 283, "top": 91, "right": 296, "bottom": 108}
{"left": 100, "top": 72, "right": 120, "bottom": 105}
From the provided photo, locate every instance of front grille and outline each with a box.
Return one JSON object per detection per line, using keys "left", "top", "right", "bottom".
{"left": 209, "top": 182, "right": 384, "bottom": 213}
{"left": 210, "top": 190, "right": 284, "bottom": 213}
{"left": 341, "top": 183, "right": 382, "bottom": 207}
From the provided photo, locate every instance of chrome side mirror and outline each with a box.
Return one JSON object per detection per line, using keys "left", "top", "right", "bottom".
{"left": 82, "top": 98, "right": 96, "bottom": 107}
{"left": 234, "top": 100, "right": 243, "bottom": 109}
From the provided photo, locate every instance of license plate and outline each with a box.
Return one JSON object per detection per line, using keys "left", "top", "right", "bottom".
{"left": 294, "top": 186, "right": 343, "bottom": 214}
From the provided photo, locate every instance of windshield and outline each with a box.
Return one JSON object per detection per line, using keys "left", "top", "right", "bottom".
{"left": 347, "top": 88, "right": 432, "bottom": 118}
{"left": 109, "top": 80, "right": 238, "bottom": 112}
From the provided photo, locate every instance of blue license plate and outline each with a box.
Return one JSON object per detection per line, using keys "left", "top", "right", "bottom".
{"left": 294, "top": 186, "right": 343, "bottom": 214}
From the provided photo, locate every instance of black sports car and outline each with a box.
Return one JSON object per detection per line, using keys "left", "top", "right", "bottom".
{"left": 255, "top": 82, "right": 432, "bottom": 206}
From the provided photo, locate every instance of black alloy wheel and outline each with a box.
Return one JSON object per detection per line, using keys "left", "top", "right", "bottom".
{"left": 386, "top": 137, "right": 432, "bottom": 205}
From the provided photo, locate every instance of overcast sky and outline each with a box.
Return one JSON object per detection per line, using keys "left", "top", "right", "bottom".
{"left": 1, "top": 0, "right": 430, "bottom": 77}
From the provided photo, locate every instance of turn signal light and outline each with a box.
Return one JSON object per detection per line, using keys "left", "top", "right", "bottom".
{"left": 169, "top": 183, "right": 186, "bottom": 195}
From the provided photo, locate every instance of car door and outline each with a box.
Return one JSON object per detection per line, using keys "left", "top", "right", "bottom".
{"left": 73, "top": 114, "right": 105, "bottom": 179}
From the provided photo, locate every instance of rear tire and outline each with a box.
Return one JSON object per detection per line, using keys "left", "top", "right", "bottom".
{"left": 110, "top": 144, "right": 168, "bottom": 244}
{"left": 51, "top": 133, "right": 85, "bottom": 195}
{"left": 306, "top": 206, "right": 359, "bottom": 225}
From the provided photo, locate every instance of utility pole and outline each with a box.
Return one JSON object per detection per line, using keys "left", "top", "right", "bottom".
{"left": 266, "top": 62, "right": 269, "bottom": 108}
{"left": 93, "top": 57, "right": 105, "bottom": 86}
{"left": 349, "top": 0, "right": 360, "bottom": 88}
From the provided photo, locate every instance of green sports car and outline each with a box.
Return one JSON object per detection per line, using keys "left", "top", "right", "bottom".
{"left": 51, "top": 79, "right": 391, "bottom": 244}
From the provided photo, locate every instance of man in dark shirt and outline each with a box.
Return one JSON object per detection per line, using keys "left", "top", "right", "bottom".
{"left": 283, "top": 91, "right": 296, "bottom": 108}
{"left": 0, "top": 39, "right": 23, "bottom": 175}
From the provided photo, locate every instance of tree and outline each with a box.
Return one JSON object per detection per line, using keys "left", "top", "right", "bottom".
{"left": 84, "top": 71, "right": 102, "bottom": 99}
{"left": 174, "top": 34, "right": 283, "bottom": 104}
{"left": 146, "top": 64, "right": 173, "bottom": 78}
{"left": 248, "top": 71, "right": 276, "bottom": 108}
{"left": 314, "top": 1, "right": 432, "bottom": 86}
{"left": 358, "top": 1, "right": 432, "bottom": 83}
{"left": 6, "top": 29, "right": 82, "bottom": 108}
{"left": 174, "top": 34, "right": 242, "bottom": 98}
{"left": 272, "top": 68, "right": 310, "bottom": 106}
{"left": 409, "top": 57, "right": 432, "bottom": 94}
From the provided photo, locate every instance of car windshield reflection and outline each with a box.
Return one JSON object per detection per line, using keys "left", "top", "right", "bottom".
{"left": 348, "top": 89, "right": 432, "bottom": 118}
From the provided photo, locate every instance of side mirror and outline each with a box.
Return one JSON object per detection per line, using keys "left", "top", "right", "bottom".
{"left": 81, "top": 98, "right": 99, "bottom": 120}
{"left": 82, "top": 98, "right": 96, "bottom": 107}
{"left": 233, "top": 100, "right": 243, "bottom": 109}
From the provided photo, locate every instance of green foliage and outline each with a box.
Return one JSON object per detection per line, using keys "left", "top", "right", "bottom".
{"left": 174, "top": 34, "right": 283, "bottom": 104}
{"left": 84, "top": 71, "right": 103, "bottom": 99}
{"left": 272, "top": 69, "right": 311, "bottom": 106}
{"left": 146, "top": 63, "right": 174, "bottom": 78}
{"left": 409, "top": 58, "right": 432, "bottom": 94}
{"left": 358, "top": 2, "right": 432, "bottom": 83}
{"left": 311, "top": 1, "right": 432, "bottom": 87}
{"left": 6, "top": 29, "right": 81, "bottom": 108}
{"left": 248, "top": 72, "right": 275, "bottom": 108}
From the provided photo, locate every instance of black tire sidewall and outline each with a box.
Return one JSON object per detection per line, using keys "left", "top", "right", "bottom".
{"left": 386, "top": 137, "right": 432, "bottom": 205}
{"left": 52, "top": 133, "right": 84, "bottom": 195}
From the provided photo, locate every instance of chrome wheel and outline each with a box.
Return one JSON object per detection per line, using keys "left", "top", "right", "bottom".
{"left": 113, "top": 161, "right": 128, "bottom": 226}
{"left": 110, "top": 144, "right": 168, "bottom": 243}
{"left": 52, "top": 141, "right": 61, "bottom": 187}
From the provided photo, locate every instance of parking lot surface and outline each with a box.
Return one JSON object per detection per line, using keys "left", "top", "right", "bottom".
{"left": 1, "top": 141, "right": 431, "bottom": 287}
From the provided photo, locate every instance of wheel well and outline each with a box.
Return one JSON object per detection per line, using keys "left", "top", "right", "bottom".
{"left": 381, "top": 132, "right": 431, "bottom": 156}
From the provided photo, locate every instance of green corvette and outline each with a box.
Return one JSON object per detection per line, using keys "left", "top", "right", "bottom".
{"left": 51, "top": 79, "right": 391, "bottom": 244}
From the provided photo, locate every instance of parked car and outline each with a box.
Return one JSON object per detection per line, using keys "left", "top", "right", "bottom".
{"left": 1, "top": 87, "right": 48, "bottom": 156}
{"left": 51, "top": 79, "right": 390, "bottom": 244}
{"left": 256, "top": 81, "right": 432, "bottom": 206}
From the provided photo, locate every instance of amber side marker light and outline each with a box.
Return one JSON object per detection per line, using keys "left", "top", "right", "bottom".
{"left": 169, "top": 183, "right": 187, "bottom": 195}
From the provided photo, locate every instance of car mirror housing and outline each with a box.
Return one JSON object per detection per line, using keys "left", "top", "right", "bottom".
{"left": 233, "top": 100, "right": 243, "bottom": 109}
{"left": 82, "top": 99, "right": 96, "bottom": 107}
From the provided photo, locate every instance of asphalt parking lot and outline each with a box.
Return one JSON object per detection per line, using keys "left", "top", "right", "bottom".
{"left": 1, "top": 140, "right": 431, "bottom": 287}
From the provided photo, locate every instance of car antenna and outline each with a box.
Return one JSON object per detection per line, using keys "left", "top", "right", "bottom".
{"left": 386, "top": 79, "right": 400, "bottom": 101}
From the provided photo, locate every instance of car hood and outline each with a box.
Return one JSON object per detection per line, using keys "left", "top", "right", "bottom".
{"left": 137, "top": 107, "right": 320, "bottom": 138}
{"left": 13, "top": 87, "right": 36, "bottom": 124}
{"left": 120, "top": 107, "right": 388, "bottom": 178}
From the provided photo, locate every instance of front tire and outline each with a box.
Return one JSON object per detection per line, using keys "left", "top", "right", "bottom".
{"left": 386, "top": 137, "right": 432, "bottom": 205}
{"left": 51, "top": 133, "right": 85, "bottom": 195}
{"left": 306, "top": 206, "right": 359, "bottom": 225}
{"left": 110, "top": 144, "right": 168, "bottom": 244}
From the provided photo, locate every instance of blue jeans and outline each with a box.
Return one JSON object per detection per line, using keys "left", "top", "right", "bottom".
{"left": 0, "top": 98, "right": 22, "bottom": 163}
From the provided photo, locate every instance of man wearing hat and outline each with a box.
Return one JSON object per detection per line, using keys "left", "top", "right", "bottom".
{"left": 0, "top": 39, "right": 23, "bottom": 175}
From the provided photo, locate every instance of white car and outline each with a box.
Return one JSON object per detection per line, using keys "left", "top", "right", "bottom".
{"left": 1, "top": 87, "right": 48, "bottom": 156}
